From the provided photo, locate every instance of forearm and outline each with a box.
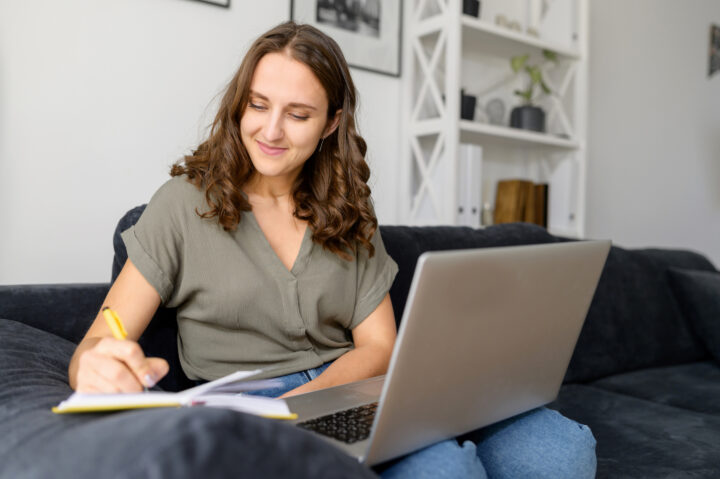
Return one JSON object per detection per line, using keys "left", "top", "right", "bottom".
{"left": 280, "top": 343, "right": 392, "bottom": 397}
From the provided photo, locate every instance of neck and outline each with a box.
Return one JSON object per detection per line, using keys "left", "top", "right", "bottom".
{"left": 244, "top": 173, "right": 295, "bottom": 208}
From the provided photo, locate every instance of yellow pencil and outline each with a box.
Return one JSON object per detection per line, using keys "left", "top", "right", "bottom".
{"left": 102, "top": 306, "right": 128, "bottom": 340}
{"left": 102, "top": 306, "right": 149, "bottom": 391}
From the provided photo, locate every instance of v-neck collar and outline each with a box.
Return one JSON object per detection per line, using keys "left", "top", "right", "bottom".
{"left": 244, "top": 210, "right": 313, "bottom": 278}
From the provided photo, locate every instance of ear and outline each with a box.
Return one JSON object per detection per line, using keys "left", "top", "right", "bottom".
{"left": 323, "top": 109, "right": 342, "bottom": 138}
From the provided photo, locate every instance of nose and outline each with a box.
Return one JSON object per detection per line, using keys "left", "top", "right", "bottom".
{"left": 262, "top": 110, "right": 284, "bottom": 142}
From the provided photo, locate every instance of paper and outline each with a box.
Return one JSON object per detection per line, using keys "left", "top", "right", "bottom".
{"left": 52, "top": 369, "right": 296, "bottom": 419}
{"left": 190, "top": 394, "right": 294, "bottom": 418}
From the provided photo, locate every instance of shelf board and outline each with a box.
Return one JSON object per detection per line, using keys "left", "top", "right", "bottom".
{"left": 461, "top": 15, "right": 580, "bottom": 60}
{"left": 459, "top": 120, "right": 580, "bottom": 149}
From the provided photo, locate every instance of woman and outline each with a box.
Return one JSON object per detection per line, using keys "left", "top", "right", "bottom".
{"left": 69, "top": 21, "right": 596, "bottom": 478}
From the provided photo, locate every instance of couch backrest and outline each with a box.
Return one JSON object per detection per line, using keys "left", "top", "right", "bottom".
{"left": 379, "top": 226, "right": 714, "bottom": 383}
{"left": 114, "top": 204, "right": 716, "bottom": 389}
{"left": 378, "top": 223, "right": 559, "bottom": 323}
{"left": 563, "top": 245, "right": 715, "bottom": 383}
{"left": 0, "top": 283, "right": 108, "bottom": 344}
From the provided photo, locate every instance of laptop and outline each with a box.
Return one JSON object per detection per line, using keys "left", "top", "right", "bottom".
{"left": 285, "top": 240, "right": 611, "bottom": 466}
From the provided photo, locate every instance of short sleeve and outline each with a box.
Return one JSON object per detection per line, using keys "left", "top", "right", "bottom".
{"left": 349, "top": 228, "right": 399, "bottom": 329}
{"left": 120, "top": 178, "right": 188, "bottom": 304}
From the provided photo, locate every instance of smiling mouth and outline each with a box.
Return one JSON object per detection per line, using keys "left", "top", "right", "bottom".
{"left": 257, "top": 140, "right": 287, "bottom": 156}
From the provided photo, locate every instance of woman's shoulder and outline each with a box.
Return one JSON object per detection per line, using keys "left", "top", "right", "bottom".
{"left": 148, "top": 175, "right": 207, "bottom": 213}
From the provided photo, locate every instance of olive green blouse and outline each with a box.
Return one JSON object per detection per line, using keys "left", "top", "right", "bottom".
{"left": 121, "top": 177, "right": 398, "bottom": 381}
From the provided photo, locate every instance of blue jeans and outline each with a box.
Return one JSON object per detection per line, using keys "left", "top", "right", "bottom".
{"left": 243, "top": 363, "right": 597, "bottom": 479}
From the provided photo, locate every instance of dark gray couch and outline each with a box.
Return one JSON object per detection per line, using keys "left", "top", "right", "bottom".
{"left": 2, "top": 209, "right": 720, "bottom": 478}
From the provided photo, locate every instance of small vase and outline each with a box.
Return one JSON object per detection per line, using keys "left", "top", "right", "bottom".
{"left": 510, "top": 105, "right": 545, "bottom": 132}
{"left": 463, "top": 0, "right": 480, "bottom": 17}
{"left": 460, "top": 90, "right": 477, "bottom": 121}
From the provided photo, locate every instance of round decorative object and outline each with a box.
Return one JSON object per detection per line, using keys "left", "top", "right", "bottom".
{"left": 485, "top": 98, "right": 506, "bottom": 125}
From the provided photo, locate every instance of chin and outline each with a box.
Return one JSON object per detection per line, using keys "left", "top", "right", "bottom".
{"left": 250, "top": 160, "right": 291, "bottom": 180}
{"left": 249, "top": 153, "right": 306, "bottom": 180}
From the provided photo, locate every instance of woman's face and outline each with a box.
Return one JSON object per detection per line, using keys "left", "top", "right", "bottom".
{"left": 240, "top": 52, "right": 337, "bottom": 187}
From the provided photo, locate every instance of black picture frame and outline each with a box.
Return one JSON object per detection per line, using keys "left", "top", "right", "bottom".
{"left": 188, "top": 0, "right": 230, "bottom": 8}
{"left": 290, "top": 0, "right": 402, "bottom": 77}
{"left": 710, "top": 24, "right": 720, "bottom": 78}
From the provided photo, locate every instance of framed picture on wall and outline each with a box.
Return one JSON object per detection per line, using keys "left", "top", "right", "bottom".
{"left": 188, "top": 0, "right": 230, "bottom": 8}
{"left": 291, "top": 0, "right": 402, "bottom": 77}
{"left": 710, "top": 24, "right": 720, "bottom": 78}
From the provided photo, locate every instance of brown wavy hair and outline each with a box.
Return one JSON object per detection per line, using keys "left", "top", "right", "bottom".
{"left": 170, "top": 21, "right": 376, "bottom": 260}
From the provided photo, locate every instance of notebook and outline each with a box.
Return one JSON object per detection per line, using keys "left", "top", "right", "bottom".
{"left": 285, "top": 240, "right": 611, "bottom": 466}
{"left": 52, "top": 369, "right": 295, "bottom": 419}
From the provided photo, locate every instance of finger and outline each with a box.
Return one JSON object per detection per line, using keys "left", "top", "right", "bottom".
{"left": 77, "top": 349, "right": 123, "bottom": 393}
{"left": 146, "top": 357, "right": 170, "bottom": 385}
{"left": 86, "top": 351, "right": 145, "bottom": 393}
{"left": 76, "top": 353, "right": 125, "bottom": 393}
{"left": 95, "top": 337, "right": 157, "bottom": 388}
{"left": 77, "top": 369, "right": 122, "bottom": 394}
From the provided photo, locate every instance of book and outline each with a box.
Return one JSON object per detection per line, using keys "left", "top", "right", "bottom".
{"left": 52, "top": 370, "right": 297, "bottom": 419}
{"left": 534, "top": 183, "right": 549, "bottom": 228}
{"left": 493, "top": 179, "right": 533, "bottom": 225}
{"left": 522, "top": 182, "right": 536, "bottom": 224}
{"left": 493, "top": 180, "right": 548, "bottom": 228}
{"left": 456, "top": 144, "right": 483, "bottom": 227}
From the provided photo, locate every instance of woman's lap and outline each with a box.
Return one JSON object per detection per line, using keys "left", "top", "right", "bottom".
{"left": 378, "top": 439, "right": 488, "bottom": 479}
{"left": 466, "top": 407, "right": 596, "bottom": 478}
{"left": 379, "top": 407, "right": 596, "bottom": 479}
{"left": 242, "top": 362, "right": 332, "bottom": 398}
{"left": 243, "top": 365, "right": 597, "bottom": 479}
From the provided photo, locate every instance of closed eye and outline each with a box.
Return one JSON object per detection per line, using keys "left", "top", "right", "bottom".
{"left": 249, "top": 102, "right": 267, "bottom": 111}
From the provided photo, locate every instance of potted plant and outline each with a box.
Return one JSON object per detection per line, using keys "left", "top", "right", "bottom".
{"left": 509, "top": 50, "right": 557, "bottom": 132}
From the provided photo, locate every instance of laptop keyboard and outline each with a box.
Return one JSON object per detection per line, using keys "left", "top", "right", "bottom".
{"left": 297, "top": 402, "right": 378, "bottom": 444}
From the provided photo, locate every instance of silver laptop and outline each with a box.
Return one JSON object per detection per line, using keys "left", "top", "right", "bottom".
{"left": 286, "top": 240, "right": 611, "bottom": 466}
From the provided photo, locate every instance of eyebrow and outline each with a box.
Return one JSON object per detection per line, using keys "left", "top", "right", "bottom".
{"left": 248, "top": 90, "right": 318, "bottom": 111}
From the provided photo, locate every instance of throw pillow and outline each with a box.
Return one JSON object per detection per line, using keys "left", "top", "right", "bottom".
{"left": 0, "top": 318, "right": 376, "bottom": 479}
{"left": 667, "top": 268, "right": 720, "bottom": 362}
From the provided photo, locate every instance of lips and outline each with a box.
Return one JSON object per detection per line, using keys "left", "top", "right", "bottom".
{"left": 257, "top": 140, "right": 287, "bottom": 156}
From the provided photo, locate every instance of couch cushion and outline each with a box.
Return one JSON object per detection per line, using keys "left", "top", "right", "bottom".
{"left": 589, "top": 361, "right": 720, "bottom": 415}
{"left": 0, "top": 318, "right": 377, "bottom": 479}
{"left": 552, "top": 383, "right": 720, "bottom": 478}
{"left": 564, "top": 247, "right": 713, "bottom": 383}
{"left": 667, "top": 268, "right": 720, "bottom": 362}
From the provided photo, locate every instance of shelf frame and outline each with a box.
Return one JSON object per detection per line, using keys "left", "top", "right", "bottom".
{"left": 401, "top": 0, "right": 588, "bottom": 236}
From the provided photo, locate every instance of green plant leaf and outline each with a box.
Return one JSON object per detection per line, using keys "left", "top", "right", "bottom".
{"left": 511, "top": 54, "right": 528, "bottom": 73}
{"left": 514, "top": 89, "right": 532, "bottom": 102}
{"left": 540, "top": 80, "right": 551, "bottom": 95}
{"left": 528, "top": 66, "right": 543, "bottom": 85}
{"left": 542, "top": 49, "right": 558, "bottom": 62}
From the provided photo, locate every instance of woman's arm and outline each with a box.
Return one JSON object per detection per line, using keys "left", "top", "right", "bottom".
{"left": 280, "top": 293, "right": 396, "bottom": 398}
{"left": 68, "top": 259, "right": 168, "bottom": 392}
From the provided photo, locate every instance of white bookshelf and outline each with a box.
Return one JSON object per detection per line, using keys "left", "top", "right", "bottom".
{"left": 400, "top": 0, "right": 589, "bottom": 237}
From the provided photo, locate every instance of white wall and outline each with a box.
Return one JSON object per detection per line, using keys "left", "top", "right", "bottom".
{"left": 0, "top": 0, "right": 401, "bottom": 284}
{"left": 586, "top": 0, "right": 720, "bottom": 267}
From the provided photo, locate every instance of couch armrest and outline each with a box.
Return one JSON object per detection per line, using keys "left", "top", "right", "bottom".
{"left": 0, "top": 283, "right": 109, "bottom": 344}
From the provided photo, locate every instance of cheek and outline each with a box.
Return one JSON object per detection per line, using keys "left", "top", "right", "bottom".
{"left": 286, "top": 122, "right": 325, "bottom": 150}
{"left": 239, "top": 113, "right": 260, "bottom": 138}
